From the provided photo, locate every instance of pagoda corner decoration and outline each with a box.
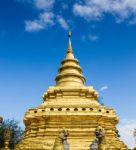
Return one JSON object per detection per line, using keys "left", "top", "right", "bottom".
{"left": 15, "top": 32, "right": 128, "bottom": 150}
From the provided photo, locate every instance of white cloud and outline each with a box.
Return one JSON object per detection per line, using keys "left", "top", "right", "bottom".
{"left": 34, "top": 0, "right": 55, "bottom": 10}
{"left": 57, "top": 16, "right": 69, "bottom": 30}
{"left": 99, "top": 86, "right": 109, "bottom": 91}
{"left": 73, "top": 0, "right": 136, "bottom": 24}
{"left": 22, "top": 0, "right": 71, "bottom": 31}
{"left": 25, "top": 12, "right": 54, "bottom": 32}
{"left": 73, "top": 3, "right": 102, "bottom": 21}
{"left": 82, "top": 34, "right": 99, "bottom": 41}
{"left": 89, "top": 34, "right": 99, "bottom": 41}
{"left": 40, "top": 12, "right": 54, "bottom": 24}
{"left": 17, "top": 0, "right": 55, "bottom": 10}
{"left": 118, "top": 119, "right": 136, "bottom": 149}
{"left": 25, "top": 20, "right": 44, "bottom": 32}
{"left": 18, "top": 0, "right": 136, "bottom": 32}
{"left": 17, "top": 0, "right": 55, "bottom": 31}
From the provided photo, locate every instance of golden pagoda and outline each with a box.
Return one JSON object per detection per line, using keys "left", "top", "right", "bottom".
{"left": 15, "top": 32, "right": 128, "bottom": 150}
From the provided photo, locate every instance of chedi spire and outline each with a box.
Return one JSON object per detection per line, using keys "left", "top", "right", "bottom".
{"left": 55, "top": 32, "right": 86, "bottom": 86}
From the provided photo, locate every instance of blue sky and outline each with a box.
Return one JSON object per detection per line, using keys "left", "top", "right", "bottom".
{"left": 0, "top": 0, "right": 136, "bottom": 148}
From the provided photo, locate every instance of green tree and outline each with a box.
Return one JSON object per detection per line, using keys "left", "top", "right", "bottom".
{"left": 134, "top": 129, "right": 136, "bottom": 144}
{"left": 0, "top": 119, "right": 24, "bottom": 149}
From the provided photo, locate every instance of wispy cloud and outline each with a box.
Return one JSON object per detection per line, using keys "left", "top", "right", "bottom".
{"left": 17, "top": 0, "right": 136, "bottom": 32}
{"left": 82, "top": 34, "right": 99, "bottom": 41}
{"left": 22, "top": 0, "right": 70, "bottom": 32}
{"left": 25, "top": 20, "right": 44, "bottom": 32}
{"left": 25, "top": 12, "right": 54, "bottom": 32}
{"left": 100, "top": 86, "right": 109, "bottom": 91}
{"left": 73, "top": 0, "right": 136, "bottom": 24}
{"left": 17, "top": 0, "right": 55, "bottom": 10}
{"left": 89, "top": 34, "right": 99, "bottom": 41}
{"left": 22, "top": 0, "right": 55, "bottom": 32}
{"left": 118, "top": 119, "right": 136, "bottom": 149}
{"left": 34, "top": 0, "right": 55, "bottom": 10}
{"left": 57, "top": 15, "right": 69, "bottom": 30}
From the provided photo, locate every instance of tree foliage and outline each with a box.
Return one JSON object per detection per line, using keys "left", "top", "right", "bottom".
{"left": 0, "top": 119, "right": 24, "bottom": 149}
{"left": 134, "top": 129, "right": 136, "bottom": 144}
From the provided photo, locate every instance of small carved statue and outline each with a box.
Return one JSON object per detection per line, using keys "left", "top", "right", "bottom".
{"left": 95, "top": 126, "right": 108, "bottom": 150}
{"left": 3, "top": 128, "right": 11, "bottom": 150}
{"left": 90, "top": 138, "right": 98, "bottom": 150}
{"left": 115, "top": 128, "right": 120, "bottom": 138}
{"left": 53, "top": 128, "right": 69, "bottom": 150}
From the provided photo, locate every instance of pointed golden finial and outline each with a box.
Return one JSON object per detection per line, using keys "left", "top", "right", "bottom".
{"left": 55, "top": 32, "right": 86, "bottom": 86}
{"left": 68, "top": 30, "right": 71, "bottom": 37}
{"left": 67, "top": 31, "right": 73, "bottom": 53}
